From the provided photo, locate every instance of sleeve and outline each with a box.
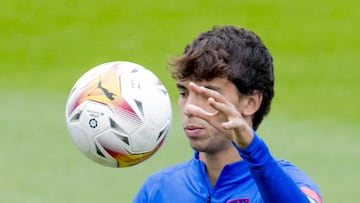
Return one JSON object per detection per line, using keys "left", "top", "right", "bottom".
{"left": 233, "top": 132, "right": 322, "bottom": 203}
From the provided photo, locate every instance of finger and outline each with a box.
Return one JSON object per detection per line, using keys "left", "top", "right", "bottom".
{"left": 189, "top": 82, "right": 226, "bottom": 103}
{"left": 221, "top": 119, "right": 243, "bottom": 130}
{"left": 208, "top": 97, "right": 238, "bottom": 118}
{"left": 187, "top": 104, "right": 219, "bottom": 118}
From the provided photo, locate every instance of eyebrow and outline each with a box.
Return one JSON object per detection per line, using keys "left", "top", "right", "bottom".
{"left": 176, "top": 82, "right": 222, "bottom": 93}
{"left": 176, "top": 83, "right": 186, "bottom": 90}
{"left": 202, "top": 85, "right": 221, "bottom": 92}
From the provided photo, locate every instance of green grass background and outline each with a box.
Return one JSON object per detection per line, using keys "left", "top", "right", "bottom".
{"left": 1, "top": 0, "right": 359, "bottom": 202}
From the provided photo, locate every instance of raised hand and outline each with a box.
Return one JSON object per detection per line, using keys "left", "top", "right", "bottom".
{"left": 187, "top": 81, "right": 254, "bottom": 148}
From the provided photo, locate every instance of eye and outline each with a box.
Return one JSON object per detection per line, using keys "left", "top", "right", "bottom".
{"left": 178, "top": 90, "right": 187, "bottom": 97}
{"left": 176, "top": 83, "right": 188, "bottom": 97}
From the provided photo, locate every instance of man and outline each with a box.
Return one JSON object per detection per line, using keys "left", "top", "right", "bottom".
{"left": 133, "top": 25, "right": 322, "bottom": 203}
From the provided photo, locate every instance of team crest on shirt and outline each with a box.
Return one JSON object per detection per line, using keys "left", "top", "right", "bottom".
{"left": 227, "top": 198, "right": 250, "bottom": 203}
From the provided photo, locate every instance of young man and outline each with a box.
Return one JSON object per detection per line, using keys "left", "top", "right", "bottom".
{"left": 133, "top": 25, "right": 322, "bottom": 203}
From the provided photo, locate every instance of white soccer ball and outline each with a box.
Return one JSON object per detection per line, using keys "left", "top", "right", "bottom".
{"left": 65, "top": 61, "right": 172, "bottom": 167}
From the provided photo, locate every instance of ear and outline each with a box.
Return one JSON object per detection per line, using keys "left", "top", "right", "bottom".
{"left": 242, "top": 90, "right": 263, "bottom": 117}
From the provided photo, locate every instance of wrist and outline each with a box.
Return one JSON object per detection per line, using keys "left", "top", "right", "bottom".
{"left": 234, "top": 125, "right": 254, "bottom": 148}
{"left": 233, "top": 131, "right": 272, "bottom": 168}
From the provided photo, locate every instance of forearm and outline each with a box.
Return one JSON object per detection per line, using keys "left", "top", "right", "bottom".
{"left": 234, "top": 133, "right": 310, "bottom": 203}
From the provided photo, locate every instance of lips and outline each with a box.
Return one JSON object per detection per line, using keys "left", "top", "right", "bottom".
{"left": 184, "top": 125, "right": 204, "bottom": 138}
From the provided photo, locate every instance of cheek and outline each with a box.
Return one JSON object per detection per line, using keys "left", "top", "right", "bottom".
{"left": 226, "top": 93, "right": 243, "bottom": 111}
{"left": 178, "top": 98, "right": 184, "bottom": 110}
{"left": 178, "top": 98, "right": 187, "bottom": 117}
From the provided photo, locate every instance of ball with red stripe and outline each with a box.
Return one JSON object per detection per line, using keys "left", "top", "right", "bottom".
{"left": 65, "top": 61, "right": 172, "bottom": 167}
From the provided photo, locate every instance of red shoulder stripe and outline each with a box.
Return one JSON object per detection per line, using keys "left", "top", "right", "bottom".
{"left": 300, "top": 186, "right": 322, "bottom": 203}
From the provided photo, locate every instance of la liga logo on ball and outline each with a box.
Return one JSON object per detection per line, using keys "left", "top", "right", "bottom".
{"left": 65, "top": 61, "right": 172, "bottom": 168}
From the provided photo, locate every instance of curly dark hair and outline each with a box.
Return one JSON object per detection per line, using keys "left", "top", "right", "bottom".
{"left": 170, "top": 25, "right": 274, "bottom": 130}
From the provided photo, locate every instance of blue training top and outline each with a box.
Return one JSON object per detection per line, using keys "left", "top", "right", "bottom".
{"left": 133, "top": 132, "right": 322, "bottom": 203}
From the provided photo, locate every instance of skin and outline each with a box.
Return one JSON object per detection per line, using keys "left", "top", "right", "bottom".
{"left": 176, "top": 77, "right": 263, "bottom": 186}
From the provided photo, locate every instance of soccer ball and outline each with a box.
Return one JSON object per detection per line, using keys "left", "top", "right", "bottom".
{"left": 65, "top": 61, "right": 172, "bottom": 167}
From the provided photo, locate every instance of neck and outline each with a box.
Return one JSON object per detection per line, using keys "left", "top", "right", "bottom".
{"left": 199, "top": 145, "right": 241, "bottom": 186}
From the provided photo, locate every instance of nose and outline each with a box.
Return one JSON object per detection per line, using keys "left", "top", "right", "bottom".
{"left": 183, "top": 89, "right": 200, "bottom": 118}
{"left": 183, "top": 91, "right": 209, "bottom": 118}
{"left": 183, "top": 93, "right": 196, "bottom": 118}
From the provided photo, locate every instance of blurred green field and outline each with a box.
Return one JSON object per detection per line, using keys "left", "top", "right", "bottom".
{"left": 1, "top": 0, "right": 359, "bottom": 202}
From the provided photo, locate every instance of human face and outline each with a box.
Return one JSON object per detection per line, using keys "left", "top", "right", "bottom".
{"left": 176, "top": 78, "right": 242, "bottom": 153}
